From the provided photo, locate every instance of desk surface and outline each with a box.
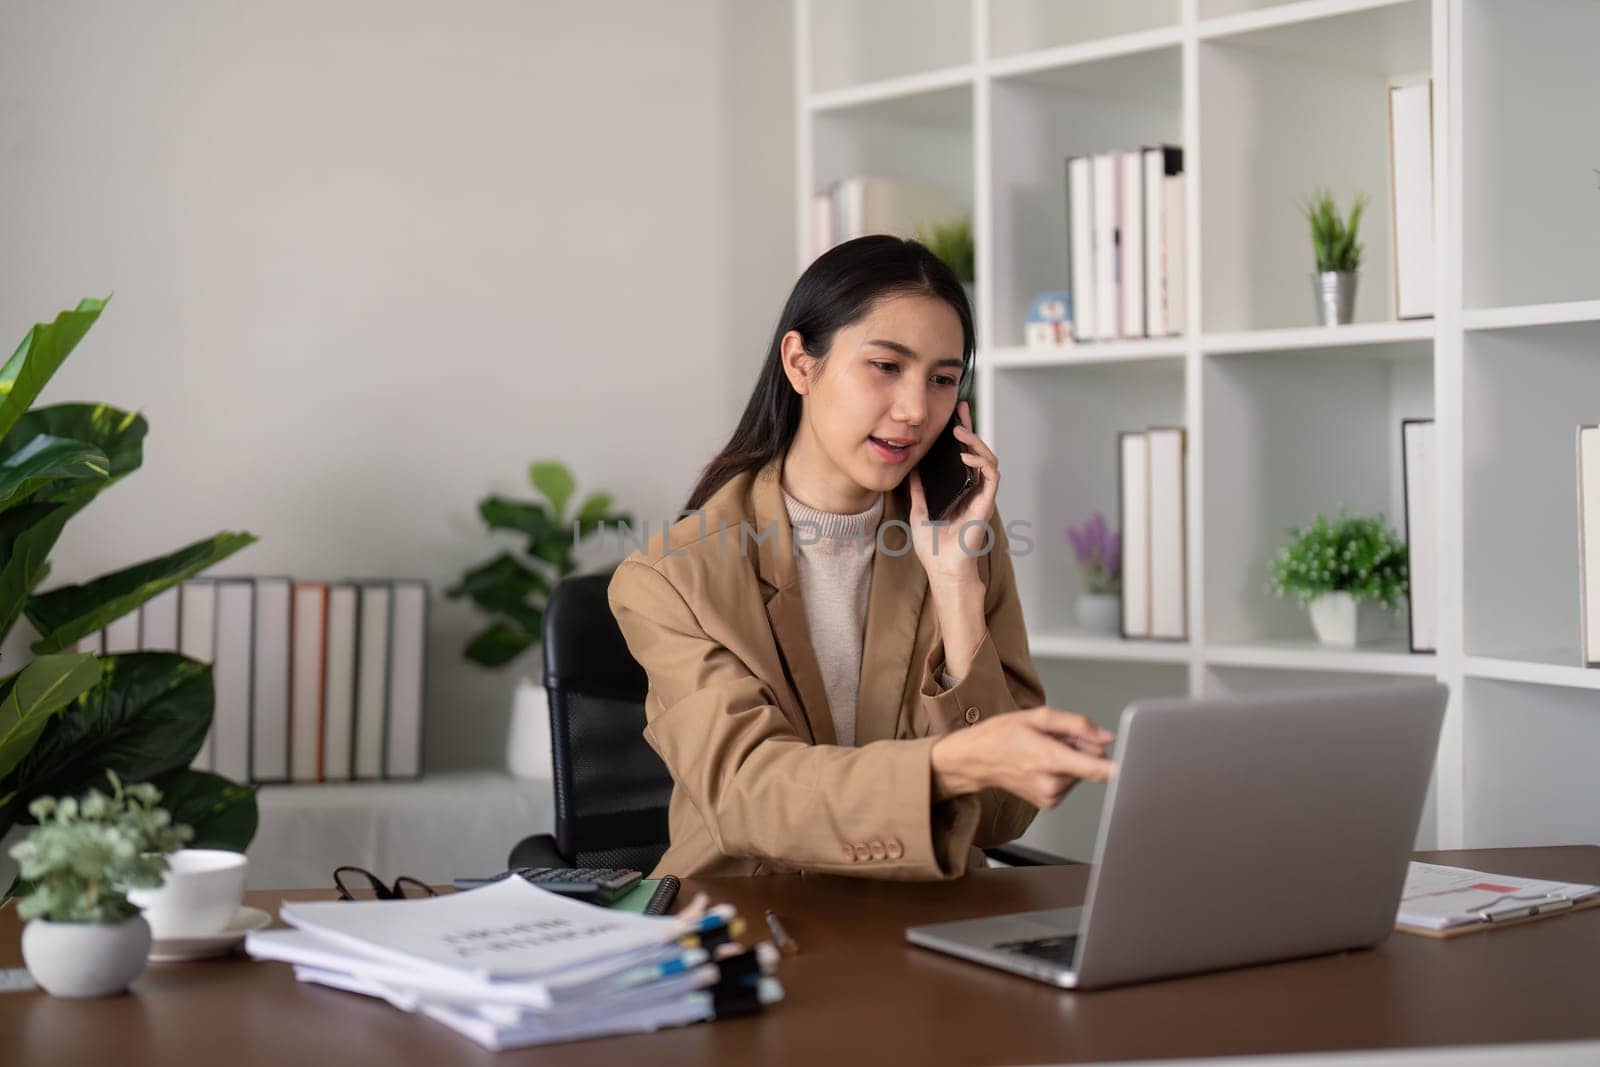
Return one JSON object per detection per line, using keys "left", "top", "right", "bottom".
{"left": 3, "top": 846, "right": 1599, "bottom": 1066}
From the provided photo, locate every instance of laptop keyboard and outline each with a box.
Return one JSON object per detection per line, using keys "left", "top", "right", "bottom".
{"left": 996, "top": 934, "right": 1080, "bottom": 965}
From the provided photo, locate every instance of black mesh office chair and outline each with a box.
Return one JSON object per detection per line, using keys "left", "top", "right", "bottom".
{"left": 507, "top": 572, "right": 1071, "bottom": 872}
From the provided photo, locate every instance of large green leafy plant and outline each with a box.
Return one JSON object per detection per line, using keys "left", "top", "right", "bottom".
{"left": 447, "top": 461, "right": 631, "bottom": 667}
{"left": 0, "top": 299, "right": 258, "bottom": 881}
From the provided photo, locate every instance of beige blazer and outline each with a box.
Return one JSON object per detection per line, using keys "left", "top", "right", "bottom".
{"left": 607, "top": 451, "right": 1050, "bottom": 881}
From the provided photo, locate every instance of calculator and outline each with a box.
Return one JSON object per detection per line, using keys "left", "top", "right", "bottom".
{"left": 452, "top": 866, "right": 643, "bottom": 903}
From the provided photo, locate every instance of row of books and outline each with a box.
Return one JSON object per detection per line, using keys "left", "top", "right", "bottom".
{"left": 80, "top": 577, "right": 429, "bottom": 784}
{"left": 809, "top": 175, "right": 960, "bottom": 261}
{"left": 1118, "top": 427, "right": 1188, "bottom": 640}
{"left": 1068, "top": 145, "right": 1186, "bottom": 343}
{"left": 246, "top": 879, "right": 783, "bottom": 1050}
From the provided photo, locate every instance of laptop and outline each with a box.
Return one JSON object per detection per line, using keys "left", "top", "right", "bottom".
{"left": 907, "top": 680, "right": 1447, "bottom": 990}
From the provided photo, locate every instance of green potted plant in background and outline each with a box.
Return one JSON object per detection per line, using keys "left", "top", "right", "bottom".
{"left": 1301, "top": 189, "right": 1367, "bottom": 326}
{"left": 913, "top": 214, "right": 981, "bottom": 432}
{"left": 0, "top": 298, "right": 259, "bottom": 896}
{"left": 447, "top": 460, "right": 632, "bottom": 780}
{"left": 8, "top": 770, "right": 191, "bottom": 997}
{"left": 1268, "top": 507, "right": 1408, "bottom": 648}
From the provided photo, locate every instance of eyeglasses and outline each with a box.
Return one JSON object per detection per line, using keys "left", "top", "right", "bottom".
{"left": 332, "top": 865, "right": 439, "bottom": 901}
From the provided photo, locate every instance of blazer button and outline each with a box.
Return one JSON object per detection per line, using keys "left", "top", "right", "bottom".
{"left": 843, "top": 843, "right": 858, "bottom": 862}
{"left": 886, "top": 839, "right": 904, "bottom": 860}
{"left": 964, "top": 706, "right": 981, "bottom": 725}
{"left": 853, "top": 842, "right": 872, "bottom": 862}
{"left": 869, "top": 840, "right": 886, "bottom": 860}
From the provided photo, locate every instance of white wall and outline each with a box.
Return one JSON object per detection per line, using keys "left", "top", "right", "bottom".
{"left": 0, "top": 0, "right": 796, "bottom": 771}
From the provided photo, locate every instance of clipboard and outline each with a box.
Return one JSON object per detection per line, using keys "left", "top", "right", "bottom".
{"left": 1396, "top": 890, "right": 1600, "bottom": 939}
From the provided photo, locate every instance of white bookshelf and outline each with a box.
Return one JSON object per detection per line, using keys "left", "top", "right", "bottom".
{"left": 796, "top": 0, "right": 1600, "bottom": 857}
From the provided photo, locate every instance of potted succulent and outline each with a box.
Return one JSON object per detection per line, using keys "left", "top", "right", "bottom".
{"left": 8, "top": 770, "right": 192, "bottom": 997}
{"left": 1301, "top": 189, "right": 1367, "bottom": 326}
{"left": 447, "top": 461, "right": 632, "bottom": 779}
{"left": 1268, "top": 508, "right": 1408, "bottom": 648}
{"left": 1065, "top": 511, "right": 1121, "bottom": 635}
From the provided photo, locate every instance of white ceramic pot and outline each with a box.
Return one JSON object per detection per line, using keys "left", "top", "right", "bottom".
{"left": 21, "top": 914, "right": 151, "bottom": 998}
{"left": 126, "top": 849, "right": 248, "bottom": 939}
{"left": 1075, "top": 592, "right": 1121, "bottom": 636}
{"left": 1307, "top": 591, "right": 1393, "bottom": 648}
{"left": 506, "top": 678, "right": 553, "bottom": 781}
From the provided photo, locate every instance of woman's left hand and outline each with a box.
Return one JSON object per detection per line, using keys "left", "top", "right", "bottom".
{"left": 907, "top": 400, "right": 1001, "bottom": 586}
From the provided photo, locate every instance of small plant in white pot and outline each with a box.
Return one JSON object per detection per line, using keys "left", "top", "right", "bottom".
{"left": 1268, "top": 508, "right": 1408, "bottom": 648}
{"left": 1065, "top": 511, "right": 1122, "bottom": 636}
{"left": 7, "top": 770, "right": 192, "bottom": 998}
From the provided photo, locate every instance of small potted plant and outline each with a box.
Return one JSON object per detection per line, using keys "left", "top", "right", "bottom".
{"left": 8, "top": 770, "right": 193, "bottom": 998}
{"left": 1301, "top": 189, "right": 1367, "bottom": 326}
{"left": 447, "top": 460, "right": 633, "bottom": 780}
{"left": 1268, "top": 508, "right": 1408, "bottom": 648}
{"left": 914, "top": 214, "right": 976, "bottom": 311}
{"left": 1065, "top": 511, "right": 1122, "bottom": 635}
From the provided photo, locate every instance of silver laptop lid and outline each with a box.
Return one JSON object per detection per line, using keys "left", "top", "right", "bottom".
{"left": 1071, "top": 680, "right": 1447, "bottom": 990}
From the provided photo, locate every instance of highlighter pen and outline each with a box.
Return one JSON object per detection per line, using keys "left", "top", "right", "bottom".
{"left": 764, "top": 909, "right": 799, "bottom": 955}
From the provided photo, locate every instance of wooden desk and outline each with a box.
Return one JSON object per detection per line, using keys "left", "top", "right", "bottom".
{"left": 4, "top": 847, "right": 1599, "bottom": 1065}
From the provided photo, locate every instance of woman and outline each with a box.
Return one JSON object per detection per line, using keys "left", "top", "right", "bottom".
{"left": 608, "top": 235, "right": 1115, "bottom": 881}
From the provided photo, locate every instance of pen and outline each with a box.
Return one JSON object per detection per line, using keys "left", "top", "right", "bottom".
{"left": 764, "top": 909, "right": 799, "bottom": 955}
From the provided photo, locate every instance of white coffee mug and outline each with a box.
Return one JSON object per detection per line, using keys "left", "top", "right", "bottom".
{"left": 127, "top": 849, "right": 248, "bottom": 939}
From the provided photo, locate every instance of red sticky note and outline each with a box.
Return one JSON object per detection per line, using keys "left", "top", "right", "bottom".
{"left": 1473, "top": 882, "right": 1518, "bottom": 893}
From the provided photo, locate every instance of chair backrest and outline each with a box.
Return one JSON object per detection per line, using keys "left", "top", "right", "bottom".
{"left": 543, "top": 572, "right": 673, "bottom": 871}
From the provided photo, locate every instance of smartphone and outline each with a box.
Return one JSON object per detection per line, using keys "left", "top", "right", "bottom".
{"left": 917, "top": 411, "right": 980, "bottom": 522}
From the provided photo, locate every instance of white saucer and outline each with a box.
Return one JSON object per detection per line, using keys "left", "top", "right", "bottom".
{"left": 148, "top": 906, "right": 272, "bottom": 963}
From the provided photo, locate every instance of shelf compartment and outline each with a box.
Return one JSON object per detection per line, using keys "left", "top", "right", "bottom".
{"left": 1201, "top": 320, "right": 1432, "bottom": 357}
{"left": 1463, "top": 320, "right": 1600, "bottom": 665}
{"left": 986, "top": 339, "right": 1186, "bottom": 369}
{"left": 1463, "top": 0, "right": 1600, "bottom": 311}
{"left": 1462, "top": 679, "right": 1600, "bottom": 847}
{"left": 990, "top": 359, "right": 1186, "bottom": 637}
{"left": 808, "top": 0, "right": 974, "bottom": 95}
{"left": 1197, "top": 0, "right": 1431, "bottom": 333}
{"left": 1203, "top": 347, "right": 1432, "bottom": 646}
{"left": 988, "top": 44, "right": 1182, "bottom": 349}
{"left": 1463, "top": 300, "right": 1600, "bottom": 334}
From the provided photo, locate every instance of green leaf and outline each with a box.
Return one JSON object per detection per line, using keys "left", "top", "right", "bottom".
{"left": 576, "top": 508, "right": 632, "bottom": 540}
{"left": 529, "top": 461, "right": 576, "bottom": 524}
{"left": 464, "top": 623, "right": 538, "bottom": 668}
{"left": 444, "top": 551, "right": 550, "bottom": 614}
{"left": 0, "top": 653, "right": 102, "bottom": 782}
{"left": 478, "top": 496, "right": 555, "bottom": 539}
{"left": 0, "top": 501, "right": 86, "bottom": 644}
{"left": 575, "top": 492, "right": 614, "bottom": 524}
{"left": 0, "top": 435, "right": 110, "bottom": 515}
{"left": 0, "top": 298, "right": 108, "bottom": 446}
{"left": 0, "top": 653, "right": 214, "bottom": 837}
{"left": 26, "top": 530, "right": 257, "bottom": 654}
{"left": 0, "top": 403, "right": 149, "bottom": 505}
{"left": 149, "top": 768, "right": 257, "bottom": 852}
{"left": 528, "top": 530, "right": 574, "bottom": 571}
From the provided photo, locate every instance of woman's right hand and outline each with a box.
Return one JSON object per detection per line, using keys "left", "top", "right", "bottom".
{"left": 930, "top": 706, "right": 1115, "bottom": 809}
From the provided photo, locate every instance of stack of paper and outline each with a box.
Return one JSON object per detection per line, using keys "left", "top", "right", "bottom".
{"left": 246, "top": 877, "right": 782, "bottom": 1051}
{"left": 1397, "top": 862, "right": 1600, "bottom": 931}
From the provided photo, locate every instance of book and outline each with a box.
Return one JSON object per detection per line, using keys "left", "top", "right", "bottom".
{"left": 1388, "top": 80, "right": 1434, "bottom": 320}
{"left": 354, "top": 581, "right": 392, "bottom": 780}
{"left": 1091, "top": 153, "right": 1119, "bottom": 341}
{"left": 1067, "top": 155, "right": 1095, "bottom": 343}
{"left": 1164, "top": 160, "right": 1187, "bottom": 335}
{"left": 1397, "top": 861, "right": 1600, "bottom": 937}
{"left": 1402, "top": 419, "right": 1438, "bottom": 653}
{"left": 250, "top": 577, "right": 292, "bottom": 784}
{"left": 179, "top": 580, "right": 218, "bottom": 772}
{"left": 138, "top": 587, "right": 180, "bottom": 651}
{"left": 321, "top": 583, "right": 360, "bottom": 782}
{"left": 1118, "top": 150, "right": 1145, "bottom": 338}
{"left": 1119, "top": 431, "right": 1151, "bottom": 639}
{"left": 1147, "top": 427, "right": 1188, "bottom": 641}
{"left": 211, "top": 579, "right": 255, "bottom": 782}
{"left": 1143, "top": 145, "right": 1184, "bottom": 338}
{"left": 1579, "top": 426, "right": 1600, "bottom": 667}
{"left": 384, "top": 580, "right": 428, "bottom": 780}
{"left": 289, "top": 582, "right": 328, "bottom": 783}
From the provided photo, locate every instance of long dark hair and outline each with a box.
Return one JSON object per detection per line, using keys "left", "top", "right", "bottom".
{"left": 683, "top": 234, "right": 975, "bottom": 513}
